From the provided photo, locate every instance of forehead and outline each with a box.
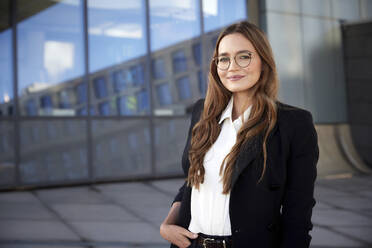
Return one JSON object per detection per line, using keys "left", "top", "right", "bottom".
{"left": 218, "top": 33, "right": 256, "bottom": 55}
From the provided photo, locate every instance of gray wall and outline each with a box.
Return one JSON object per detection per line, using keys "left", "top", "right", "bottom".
{"left": 343, "top": 21, "right": 372, "bottom": 166}
{"left": 261, "top": 0, "right": 372, "bottom": 123}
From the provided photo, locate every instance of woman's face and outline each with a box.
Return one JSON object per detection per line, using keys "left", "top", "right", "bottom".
{"left": 217, "top": 33, "right": 262, "bottom": 97}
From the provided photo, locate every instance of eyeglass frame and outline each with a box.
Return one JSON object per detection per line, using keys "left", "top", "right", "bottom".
{"left": 213, "top": 50, "right": 255, "bottom": 71}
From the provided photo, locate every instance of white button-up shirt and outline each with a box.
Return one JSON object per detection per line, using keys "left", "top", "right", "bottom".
{"left": 188, "top": 96, "right": 252, "bottom": 235}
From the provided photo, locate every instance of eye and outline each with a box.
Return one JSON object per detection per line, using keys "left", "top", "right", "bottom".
{"left": 218, "top": 56, "right": 230, "bottom": 63}
{"left": 239, "top": 54, "right": 252, "bottom": 60}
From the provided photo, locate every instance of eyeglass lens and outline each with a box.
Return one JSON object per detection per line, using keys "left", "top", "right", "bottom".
{"left": 215, "top": 52, "right": 252, "bottom": 70}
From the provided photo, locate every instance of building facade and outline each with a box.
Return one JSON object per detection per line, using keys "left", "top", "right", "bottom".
{"left": 0, "top": 0, "right": 371, "bottom": 189}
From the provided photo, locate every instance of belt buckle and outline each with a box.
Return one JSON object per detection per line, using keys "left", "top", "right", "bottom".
{"left": 202, "top": 238, "right": 215, "bottom": 248}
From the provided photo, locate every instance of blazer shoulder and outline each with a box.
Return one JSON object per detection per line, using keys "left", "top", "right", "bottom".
{"left": 276, "top": 101, "right": 315, "bottom": 129}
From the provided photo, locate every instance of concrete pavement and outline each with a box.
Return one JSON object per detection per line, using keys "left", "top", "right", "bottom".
{"left": 0, "top": 174, "right": 371, "bottom": 248}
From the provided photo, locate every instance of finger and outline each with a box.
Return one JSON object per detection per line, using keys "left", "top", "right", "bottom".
{"left": 182, "top": 229, "right": 198, "bottom": 239}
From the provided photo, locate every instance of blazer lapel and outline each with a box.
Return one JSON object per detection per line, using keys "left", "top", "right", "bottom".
{"left": 230, "top": 121, "right": 279, "bottom": 189}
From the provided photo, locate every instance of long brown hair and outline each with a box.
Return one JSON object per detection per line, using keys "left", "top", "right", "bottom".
{"left": 187, "top": 21, "right": 279, "bottom": 194}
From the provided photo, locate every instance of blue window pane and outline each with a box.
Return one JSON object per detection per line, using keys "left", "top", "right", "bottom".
{"left": 117, "top": 95, "right": 136, "bottom": 115}
{"left": 203, "top": 0, "right": 247, "bottom": 32}
{"left": 156, "top": 83, "right": 172, "bottom": 106}
{"left": 17, "top": 1, "right": 84, "bottom": 107}
{"left": 40, "top": 95, "right": 53, "bottom": 108}
{"left": 172, "top": 50, "right": 188, "bottom": 73}
{"left": 93, "top": 76, "right": 107, "bottom": 99}
{"left": 98, "top": 102, "right": 110, "bottom": 115}
{"left": 137, "top": 90, "right": 149, "bottom": 113}
{"left": 130, "top": 64, "right": 144, "bottom": 86}
{"left": 211, "top": 36, "right": 218, "bottom": 48}
{"left": 59, "top": 90, "right": 71, "bottom": 108}
{"left": 111, "top": 70, "right": 127, "bottom": 93}
{"left": 0, "top": 27, "right": 14, "bottom": 117}
{"left": 75, "top": 82, "right": 87, "bottom": 104}
{"left": 192, "top": 43, "right": 201, "bottom": 66}
{"left": 150, "top": 0, "right": 201, "bottom": 51}
{"left": 88, "top": 1, "right": 146, "bottom": 73}
{"left": 198, "top": 71, "right": 207, "bottom": 95}
{"left": 177, "top": 76, "right": 192, "bottom": 100}
{"left": 77, "top": 107, "right": 87, "bottom": 116}
{"left": 25, "top": 99, "right": 37, "bottom": 116}
{"left": 152, "top": 58, "right": 166, "bottom": 79}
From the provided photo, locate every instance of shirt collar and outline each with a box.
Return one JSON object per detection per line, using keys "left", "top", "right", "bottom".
{"left": 218, "top": 95, "right": 252, "bottom": 124}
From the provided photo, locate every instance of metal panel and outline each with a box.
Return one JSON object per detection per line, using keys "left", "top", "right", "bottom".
{"left": 331, "top": 0, "right": 360, "bottom": 21}
{"left": 302, "top": 16, "right": 347, "bottom": 122}
{"left": 266, "top": 12, "right": 305, "bottom": 108}
{"left": 265, "top": 0, "right": 300, "bottom": 13}
{"left": 301, "top": 0, "right": 332, "bottom": 17}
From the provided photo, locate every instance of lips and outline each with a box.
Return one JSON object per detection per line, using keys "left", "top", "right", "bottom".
{"left": 227, "top": 75, "right": 245, "bottom": 81}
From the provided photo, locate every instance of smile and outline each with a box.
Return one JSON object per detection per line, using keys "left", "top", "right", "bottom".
{"left": 227, "top": 75, "right": 245, "bottom": 81}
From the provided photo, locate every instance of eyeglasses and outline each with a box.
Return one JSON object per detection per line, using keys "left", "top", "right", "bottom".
{"left": 213, "top": 51, "right": 254, "bottom": 71}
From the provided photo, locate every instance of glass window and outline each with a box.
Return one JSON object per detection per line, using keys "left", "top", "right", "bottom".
{"left": 0, "top": 0, "right": 13, "bottom": 117}
{"left": 92, "top": 119, "right": 151, "bottom": 179}
{"left": 25, "top": 99, "right": 37, "bottom": 116}
{"left": 88, "top": 0, "right": 147, "bottom": 73}
{"left": 93, "top": 76, "right": 108, "bottom": 99}
{"left": 198, "top": 70, "right": 207, "bottom": 96}
{"left": 0, "top": 121, "right": 16, "bottom": 187}
{"left": 150, "top": 0, "right": 201, "bottom": 51}
{"left": 192, "top": 43, "right": 202, "bottom": 66}
{"left": 156, "top": 83, "right": 173, "bottom": 106}
{"left": 172, "top": 50, "right": 188, "bottom": 73}
{"left": 19, "top": 120, "right": 88, "bottom": 184}
{"left": 117, "top": 95, "right": 136, "bottom": 115}
{"left": 98, "top": 101, "right": 111, "bottom": 115}
{"left": 130, "top": 64, "right": 144, "bottom": 86}
{"left": 40, "top": 95, "right": 53, "bottom": 114}
{"left": 17, "top": 0, "right": 85, "bottom": 116}
{"left": 177, "top": 76, "right": 192, "bottom": 100}
{"left": 58, "top": 89, "right": 71, "bottom": 108}
{"left": 111, "top": 69, "right": 127, "bottom": 93}
{"left": 75, "top": 82, "right": 87, "bottom": 104}
{"left": 137, "top": 90, "right": 149, "bottom": 113}
{"left": 152, "top": 58, "right": 166, "bottom": 79}
{"left": 203, "top": 0, "right": 247, "bottom": 32}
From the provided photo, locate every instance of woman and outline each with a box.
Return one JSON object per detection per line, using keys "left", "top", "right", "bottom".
{"left": 160, "top": 21, "right": 319, "bottom": 248}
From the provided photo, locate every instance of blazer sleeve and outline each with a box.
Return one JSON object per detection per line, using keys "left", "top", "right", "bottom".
{"left": 280, "top": 110, "right": 319, "bottom": 248}
{"left": 171, "top": 98, "right": 204, "bottom": 206}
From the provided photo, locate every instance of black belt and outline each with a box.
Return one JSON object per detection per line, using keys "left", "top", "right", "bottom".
{"left": 194, "top": 233, "right": 232, "bottom": 248}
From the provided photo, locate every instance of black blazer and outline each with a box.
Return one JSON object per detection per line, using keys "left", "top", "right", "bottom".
{"left": 170, "top": 98, "right": 319, "bottom": 248}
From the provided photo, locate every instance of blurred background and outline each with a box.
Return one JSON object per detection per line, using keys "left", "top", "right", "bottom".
{"left": 0, "top": 0, "right": 371, "bottom": 247}
{"left": 1, "top": 0, "right": 371, "bottom": 190}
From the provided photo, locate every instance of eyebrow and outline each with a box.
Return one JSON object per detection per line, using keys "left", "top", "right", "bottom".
{"left": 218, "top": 50, "right": 253, "bottom": 56}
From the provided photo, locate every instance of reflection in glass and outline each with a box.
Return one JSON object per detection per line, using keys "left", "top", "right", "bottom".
{"left": 152, "top": 58, "right": 166, "bottom": 79}
{"left": 150, "top": 0, "right": 201, "bottom": 51}
{"left": 17, "top": 0, "right": 85, "bottom": 116}
{"left": 154, "top": 118, "right": 189, "bottom": 174}
{"left": 0, "top": 121, "right": 15, "bottom": 187}
{"left": 19, "top": 120, "right": 88, "bottom": 184}
{"left": 156, "top": 83, "right": 173, "bottom": 106}
{"left": 88, "top": 0, "right": 146, "bottom": 73}
{"left": 92, "top": 119, "right": 151, "bottom": 179}
{"left": 75, "top": 82, "right": 87, "bottom": 104}
{"left": 198, "top": 70, "right": 207, "bottom": 96}
{"left": 177, "top": 76, "right": 192, "bottom": 100}
{"left": 111, "top": 70, "right": 127, "bottom": 93}
{"left": 98, "top": 102, "right": 111, "bottom": 115}
{"left": 192, "top": 43, "right": 202, "bottom": 66}
{"left": 172, "top": 50, "right": 188, "bottom": 73}
{"left": 88, "top": 1, "right": 148, "bottom": 116}
{"left": 203, "top": 0, "right": 246, "bottom": 32}
{"left": 93, "top": 76, "right": 108, "bottom": 99}
{"left": 0, "top": 0, "right": 14, "bottom": 116}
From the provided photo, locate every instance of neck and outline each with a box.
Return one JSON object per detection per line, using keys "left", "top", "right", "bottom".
{"left": 232, "top": 92, "right": 253, "bottom": 121}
